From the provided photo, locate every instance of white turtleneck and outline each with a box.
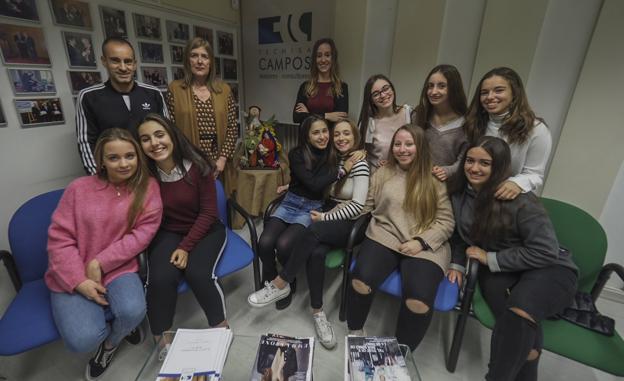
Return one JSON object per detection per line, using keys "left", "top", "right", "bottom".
{"left": 485, "top": 116, "right": 552, "bottom": 193}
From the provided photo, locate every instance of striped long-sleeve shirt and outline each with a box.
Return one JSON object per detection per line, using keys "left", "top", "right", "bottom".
{"left": 323, "top": 159, "right": 370, "bottom": 221}
{"left": 76, "top": 80, "right": 169, "bottom": 174}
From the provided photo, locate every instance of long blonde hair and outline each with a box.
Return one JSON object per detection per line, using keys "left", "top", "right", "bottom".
{"left": 384, "top": 124, "right": 439, "bottom": 233}
{"left": 181, "top": 37, "right": 222, "bottom": 93}
{"left": 94, "top": 128, "right": 151, "bottom": 231}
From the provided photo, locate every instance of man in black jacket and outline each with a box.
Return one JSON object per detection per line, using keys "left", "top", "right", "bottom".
{"left": 75, "top": 37, "right": 169, "bottom": 174}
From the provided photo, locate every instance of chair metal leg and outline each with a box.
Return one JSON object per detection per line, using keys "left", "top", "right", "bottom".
{"left": 339, "top": 248, "right": 351, "bottom": 322}
{"left": 446, "top": 260, "right": 480, "bottom": 372}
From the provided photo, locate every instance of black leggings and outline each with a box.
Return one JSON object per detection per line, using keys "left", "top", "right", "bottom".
{"left": 279, "top": 219, "right": 356, "bottom": 309}
{"left": 146, "top": 223, "right": 227, "bottom": 335}
{"left": 347, "top": 238, "right": 444, "bottom": 350}
{"left": 479, "top": 265, "right": 577, "bottom": 381}
{"left": 257, "top": 217, "right": 306, "bottom": 283}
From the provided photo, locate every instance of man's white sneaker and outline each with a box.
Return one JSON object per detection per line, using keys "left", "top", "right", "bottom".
{"left": 313, "top": 311, "right": 336, "bottom": 349}
{"left": 248, "top": 281, "right": 291, "bottom": 307}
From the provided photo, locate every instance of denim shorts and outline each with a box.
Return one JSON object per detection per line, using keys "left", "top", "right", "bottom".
{"left": 271, "top": 191, "right": 323, "bottom": 227}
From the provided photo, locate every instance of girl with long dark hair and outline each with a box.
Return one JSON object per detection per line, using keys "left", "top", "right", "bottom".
{"left": 136, "top": 113, "right": 228, "bottom": 344}
{"left": 412, "top": 64, "right": 468, "bottom": 181}
{"left": 448, "top": 136, "right": 577, "bottom": 380}
{"left": 293, "top": 38, "right": 348, "bottom": 124}
{"left": 463, "top": 67, "right": 551, "bottom": 200}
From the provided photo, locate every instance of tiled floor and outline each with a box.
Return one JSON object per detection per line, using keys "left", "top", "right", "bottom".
{"left": 1, "top": 224, "right": 622, "bottom": 380}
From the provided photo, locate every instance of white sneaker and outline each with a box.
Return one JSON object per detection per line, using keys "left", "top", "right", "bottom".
{"left": 313, "top": 311, "right": 336, "bottom": 349}
{"left": 248, "top": 281, "right": 291, "bottom": 307}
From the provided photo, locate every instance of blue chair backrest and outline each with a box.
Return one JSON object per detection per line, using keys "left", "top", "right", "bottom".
{"left": 215, "top": 179, "right": 227, "bottom": 226}
{"left": 8, "top": 189, "right": 64, "bottom": 284}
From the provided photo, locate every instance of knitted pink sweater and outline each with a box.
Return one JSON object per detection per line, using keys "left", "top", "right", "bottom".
{"left": 45, "top": 176, "right": 162, "bottom": 293}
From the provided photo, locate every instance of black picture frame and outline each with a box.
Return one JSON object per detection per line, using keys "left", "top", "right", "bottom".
{"left": 172, "top": 66, "right": 184, "bottom": 80}
{"left": 67, "top": 70, "right": 102, "bottom": 94}
{"left": 166, "top": 20, "right": 189, "bottom": 44}
{"left": 217, "top": 30, "right": 233, "bottom": 56}
{"left": 194, "top": 25, "right": 213, "bottom": 44}
{"left": 49, "top": 0, "right": 92, "bottom": 29}
{"left": 222, "top": 58, "right": 237, "bottom": 81}
{"left": 8, "top": 68, "right": 56, "bottom": 95}
{"left": 170, "top": 44, "right": 183, "bottom": 64}
{"left": 133, "top": 13, "right": 161, "bottom": 40}
{"left": 139, "top": 42, "right": 164, "bottom": 64}
{"left": 0, "top": 23, "right": 51, "bottom": 65}
{"left": 141, "top": 66, "right": 168, "bottom": 88}
{"left": 14, "top": 97, "right": 65, "bottom": 127}
{"left": 99, "top": 6, "right": 127, "bottom": 39}
{"left": 62, "top": 30, "right": 96, "bottom": 68}
{"left": 0, "top": 0, "right": 39, "bottom": 22}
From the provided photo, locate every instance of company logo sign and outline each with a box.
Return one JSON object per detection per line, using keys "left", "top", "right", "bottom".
{"left": 258, "top": 12, "right": 312, "bottom": 44}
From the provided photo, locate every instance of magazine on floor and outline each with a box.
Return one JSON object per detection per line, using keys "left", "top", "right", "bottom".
{"left": 249, "top": 333, "right": 315, "bottom": 381}
{"left": 157, "top": 327, "right": 233, "bottom": 381}
{"left": 346, "top": 336, "right": 411, "bottom": 381}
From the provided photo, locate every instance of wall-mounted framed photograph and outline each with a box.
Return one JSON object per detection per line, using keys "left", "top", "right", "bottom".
{"left": 62, "top": 31, "right": 96, "bottom": 68}
{"left": 223, "top": 58, "right": 237, "bottom": 80}
{"left": 227, "top": 82, "right": 238, "bottom": 103}
{"left": 100, "top": 6, "right": 127, "bottom": 39}
{"left": 172, "top": 66, "right": 184, "bottom": 80}
{"left": 170, "top": 45, "right": 183, "bottom": 64}
{"left": 8, "top": 68, "right": 56, "bottom": 95}
{"left": 194, "top": 26, "right": 213, "bottom": 44}
{"left": 139, "top": 42, "right": 163, "bottom": 64}
{"left": 214, "top": 56, "right": 221, "bottom": 78}
{"left": 0, "top": 102, "right": 6, "bottom": 126}
{"left": 166, "top": 20, "right": 189, "bottom": 44}
{"left": 14, "top": 97, "right": 64, "bottom": 127}
{"left": 0, "top": 23, "right": 50, "bottom": 65}
{"left": 141, "top": 66, "right": 168, "bottom": 88}
{"left": 217, "top": 31, "right": 233, "bottom": 56}
{"left": 67, "top": 70, "right": 102, "bottom": 94}
{"left": 0, "top": 0, "right": 39, "bottom": 22}
{"left": 133, "top": 13, "right": 161, "bottom": 40}
{"left": 49, "top": 0, "right": 92, "bottom": 29}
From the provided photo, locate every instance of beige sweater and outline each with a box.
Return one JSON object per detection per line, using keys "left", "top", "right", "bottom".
{"left": 361, "top": 165, "right": 454, "bottom": 272}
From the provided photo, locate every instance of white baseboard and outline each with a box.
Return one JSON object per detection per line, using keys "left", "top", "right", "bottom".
{"left": 600, "top": 285, "right": 624, "bottom": 304}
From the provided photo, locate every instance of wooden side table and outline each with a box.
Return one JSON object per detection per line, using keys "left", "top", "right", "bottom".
{"left": 232, "top": 165, "right": 290, "bottom": 229}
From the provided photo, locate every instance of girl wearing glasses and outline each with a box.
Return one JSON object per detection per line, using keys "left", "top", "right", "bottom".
{"left": 166, "top": 37, "right": 238, "bottom": 197}
{"left": 293, "top": 38, "right": 349, "bottom": 124}
{"left": 463, "top": 67, "right": 551, "bottom": 200}
{"left": 412, "top": 64, "right": 468, "bottom": 182}
{"left": 358, "top": 74, "right": 413, "bottom": 173}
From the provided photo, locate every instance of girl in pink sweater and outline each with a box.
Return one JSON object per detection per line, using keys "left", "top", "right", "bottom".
{"left": 46, "top": 128, "right": 162, "bottom": 381}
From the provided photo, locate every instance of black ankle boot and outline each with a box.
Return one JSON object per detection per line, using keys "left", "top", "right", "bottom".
{"left": 276, "top": 279, "right": 296, "bottom": 310}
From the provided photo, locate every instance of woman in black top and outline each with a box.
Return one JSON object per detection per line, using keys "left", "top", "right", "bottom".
{"left": 448, "top": 136, "right": 578, "bottom": 381}
{"left": 249, "top": 115, "right": 338, "bottom": 309}
{"left": 293, "top": 38, "right": 348, "bottom": 124}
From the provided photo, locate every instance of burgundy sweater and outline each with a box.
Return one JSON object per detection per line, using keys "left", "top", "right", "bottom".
{"left": 159, "top": 164, "right": 219, "bottom": 252}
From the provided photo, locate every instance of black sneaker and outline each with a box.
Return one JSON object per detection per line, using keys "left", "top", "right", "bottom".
{"left": 124, "top": 325, "right": 144, "bottom": 345}
{"left": 276, "top": 279, "right": 296, "bottom": 310}
{"left": 85, "top": 342, "right": 118, "bottom": 381}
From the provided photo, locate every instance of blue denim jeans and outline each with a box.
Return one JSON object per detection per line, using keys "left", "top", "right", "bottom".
{"left": 50, "top": 272, "right": 146, "bottom": 353}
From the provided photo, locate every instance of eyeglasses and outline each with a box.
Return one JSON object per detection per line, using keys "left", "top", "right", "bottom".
{"left": 371, "top": 84, "right": 392, "bottom": 100}
{"left": 190, "top": 53, "right": 210, "bottom": 62}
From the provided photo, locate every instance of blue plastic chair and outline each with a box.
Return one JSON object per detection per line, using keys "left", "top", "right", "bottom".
{"left": 347, "top": 261, "right": 460, "bottom": 312}
{"left": 0, "top": 180, "right": 259, "bottom": 356}
{"left": 0, "top": 189, "right": 64, "bottom": 355}
{"left": 174, "top": 180, "right": 260, "bottom": 293}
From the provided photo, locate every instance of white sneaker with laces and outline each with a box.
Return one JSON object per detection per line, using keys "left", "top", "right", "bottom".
{"left": 248, "top": 281, "right": 291, "bottom": 307}
{"left": 313, "top": 311, "right": 336, "bottom": 349}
